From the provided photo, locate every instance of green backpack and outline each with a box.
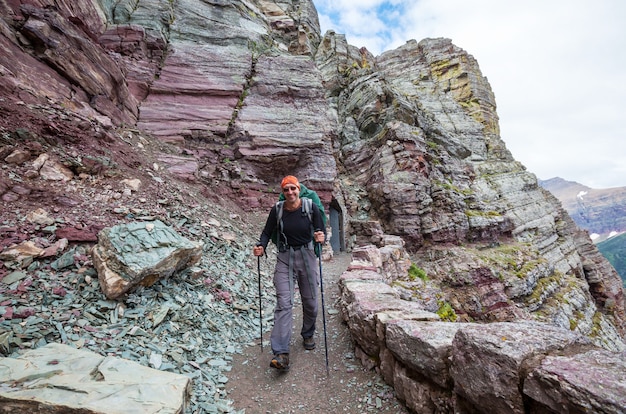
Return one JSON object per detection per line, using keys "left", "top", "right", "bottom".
{"left": 270, "top": 183, "right": 327, "bottom": 254}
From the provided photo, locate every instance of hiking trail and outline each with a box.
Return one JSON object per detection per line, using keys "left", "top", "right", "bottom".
{"left": 225, "top": 252, "right": 410, "bottom": 413}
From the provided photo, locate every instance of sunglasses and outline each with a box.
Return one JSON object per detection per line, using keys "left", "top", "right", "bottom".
{"left": 283, "top": 186, "right": 298, "bottom": 193}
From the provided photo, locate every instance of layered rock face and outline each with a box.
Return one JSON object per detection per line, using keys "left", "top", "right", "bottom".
{"left": 314, "top": 33, "right": 625, "bottom": 347}
{"left": 1, "top": 0, "right": 625, "bottom": 411}
{"left": 120, "top": 0, "right": 337, "bottom": 202}
{"left": 0, "top": 1, "right": 139, "bottom": 124}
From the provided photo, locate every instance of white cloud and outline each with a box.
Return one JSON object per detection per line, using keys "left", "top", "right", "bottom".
{"left": 314, "top": 0, "right": 626, "bottom": 188}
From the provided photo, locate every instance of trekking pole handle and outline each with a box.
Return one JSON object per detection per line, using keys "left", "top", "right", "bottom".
{"left": 253, "top": 242, "right": 265, "bottom": 257}
{"left": 313, "top": 229, "right": 324, "bottom": 244}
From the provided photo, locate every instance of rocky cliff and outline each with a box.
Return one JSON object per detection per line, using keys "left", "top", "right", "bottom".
{"left": 1, "top": 0, "right": 625, "bottom": 411}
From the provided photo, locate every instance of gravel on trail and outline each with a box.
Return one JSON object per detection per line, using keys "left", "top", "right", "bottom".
{"left": 225, "top": 252, "right": 410, "bottom": 414}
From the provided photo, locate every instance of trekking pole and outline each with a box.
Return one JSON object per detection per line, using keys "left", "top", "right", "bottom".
{"left": 317, "top": 242, "right": 330, "bottom": 375}
{"left": 257, "top": 255, "right": 263, "bottom": 352}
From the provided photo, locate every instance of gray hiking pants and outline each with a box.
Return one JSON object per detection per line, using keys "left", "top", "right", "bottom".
{"left": 270, "top": 246, "right": 319, "bottom": 355}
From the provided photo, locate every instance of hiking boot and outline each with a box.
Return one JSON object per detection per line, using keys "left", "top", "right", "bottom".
{"left": 270, "top": 353, "right": 289, "bottom": 370}
{"left": 303, "top": 337, "right": 316, "bottom": 350}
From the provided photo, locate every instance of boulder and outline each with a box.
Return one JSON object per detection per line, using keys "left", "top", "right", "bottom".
{"left": 92, "top": 220, "right": 203, "bottom": 300}
{"left": 450, "top": 321, "right": 594, "bottom": 414}
{"left": 385, "top": 320, "right": 469, "bottom": 389}
{"left": 524, "top": 348, "right": 626, "bottom": 414}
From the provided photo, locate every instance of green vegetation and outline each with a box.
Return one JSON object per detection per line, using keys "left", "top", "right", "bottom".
{"left": 476, "top": 242, "right": 547, "bottom": 280}
{"left": 407, "top": 263, "right": 427, "bottom": 281}
{"left": 596, "top": 233, "right": 626, "bottom": 288}
{"left": 527, "top": 274, "right": 561, "bottom": 304}
{"left": 569, "top": 310, "right": 585, "bottom": 332}
{"left": 464, "top": 209, "right": 501, "bottom": 217}
{"left": 589, "top": 312, "right": 604, "bottom": 338}
{"left": 237, "top": 89, "right": 248, "bottom": 108}
{"left": 435, "top": 180, "right": 473, "bottom": 196}
{"left": 514, "top": 258, "right": 547, "bottom": 279}
{"left": 247, "top": 36, "right": 275, "bottom": 59}
{"left": 436, "top": 301, "right": 457, "bottom": 322}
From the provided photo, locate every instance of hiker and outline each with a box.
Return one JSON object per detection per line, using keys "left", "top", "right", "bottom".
{"left": 253, "top": 175, "right": 326, "bottom": 371}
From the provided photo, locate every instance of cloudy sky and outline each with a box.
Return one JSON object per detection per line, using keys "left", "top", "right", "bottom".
{"left": 313, "top": 0, "right": 626, "bottom": 189}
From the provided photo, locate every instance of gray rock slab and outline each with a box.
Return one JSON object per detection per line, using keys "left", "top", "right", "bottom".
{"left": 450, "top": 321, "right": 593, "bottom": 414}
{"left": 0, "top": 343, "right": 191, "bottom": 413}
{"left": 524, "top": 349, "right": 626, "bottom": 414}
{"left": 385, "top": 320, "right": 468, "bottom": 388}
{"left": 339, "top": 278, "right": 399, "bottom": 355}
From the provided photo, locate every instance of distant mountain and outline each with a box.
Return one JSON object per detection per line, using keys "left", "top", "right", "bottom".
{"left": 597, "top": 233, "right": 626, "bottom": 288}
{"left": 539, "top": 177, "right": 626, "bottom": 242}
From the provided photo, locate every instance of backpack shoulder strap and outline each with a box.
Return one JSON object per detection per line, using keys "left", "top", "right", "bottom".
{"left": 302, "top": 197, "right": 313, "bottom": 222}
{"left": 276, "top": 200, "right": 285, "bottom": 228}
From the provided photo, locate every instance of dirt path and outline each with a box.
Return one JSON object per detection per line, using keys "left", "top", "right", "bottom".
{"left": 225, "top": 252, "right": 410, "bottom": 413}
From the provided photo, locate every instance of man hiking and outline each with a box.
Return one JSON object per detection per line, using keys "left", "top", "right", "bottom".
{"left": 252, "top": 175, "right": 326, "bottom": 371}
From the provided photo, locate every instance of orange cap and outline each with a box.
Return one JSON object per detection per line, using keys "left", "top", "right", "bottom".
{"left": 280, "top": 175, "right": 300, "bottom": 190}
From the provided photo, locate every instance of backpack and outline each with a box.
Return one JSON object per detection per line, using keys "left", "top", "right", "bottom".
{"left": 270, "top": 183, "right": 326, "bottom": 255}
